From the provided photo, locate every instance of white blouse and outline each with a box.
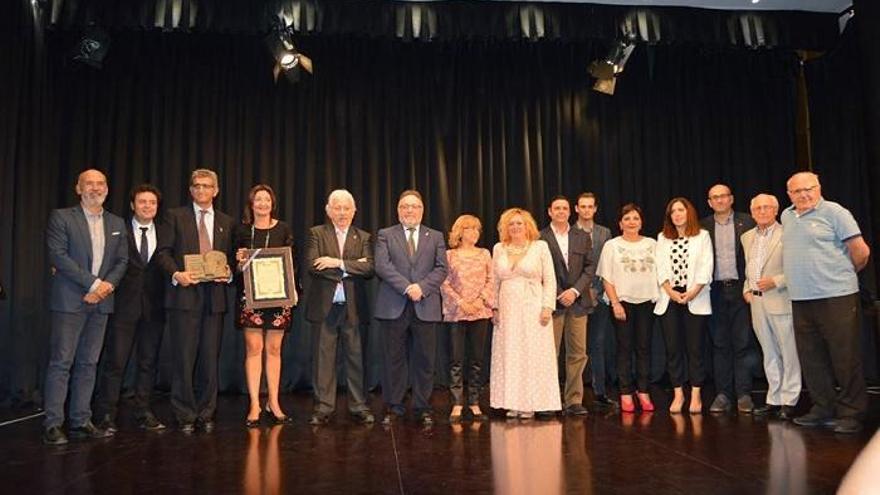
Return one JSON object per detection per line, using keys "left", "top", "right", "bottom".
{"left": 597, "top": 236, "right": 660, "bottom": 304}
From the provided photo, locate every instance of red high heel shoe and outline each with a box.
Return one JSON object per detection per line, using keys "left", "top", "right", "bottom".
{"left": 620, "top": 394, "right": 636, "bottom": 413}
{"left": 637, "top": 393, "right": 655, "bottom": 412}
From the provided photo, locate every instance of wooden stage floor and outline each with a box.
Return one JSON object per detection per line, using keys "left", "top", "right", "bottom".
{"left": 0, "top": 387, "right": 876, "bottom": 494}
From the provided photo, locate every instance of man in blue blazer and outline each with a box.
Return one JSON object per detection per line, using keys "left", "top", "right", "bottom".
{"left": 374, "top": 190, "right": 448, "bottom": 427}
{"left": 43, "top": 169, "right": 128, "bottom": 445}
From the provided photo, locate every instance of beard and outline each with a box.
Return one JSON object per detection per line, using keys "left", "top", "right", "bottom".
{"left": 81, "top": 191, "right": 107, "bottom": 209}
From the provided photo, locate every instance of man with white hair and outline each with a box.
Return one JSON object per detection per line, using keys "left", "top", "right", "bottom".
{"left": 305, "top": 189, "right": 376, "bottom": 425}
{"left": 782, "top": 171, "right": 870, "bottom": 434}
{"left": 741, "top": 193, "right": 800, "bottom": 420}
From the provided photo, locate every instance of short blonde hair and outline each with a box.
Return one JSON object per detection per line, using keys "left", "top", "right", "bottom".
{"left": 497, "top": 208, "right": 540, "bottom": 244}
{"left": 448, "top": 214, "right": 482, "bottom": 249}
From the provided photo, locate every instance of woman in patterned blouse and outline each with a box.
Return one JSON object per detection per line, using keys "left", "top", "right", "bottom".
{"left": 597, "top": 204, "right": 659, "bottom": 413}
{"left": 654, "top": 198, "right": 714, "bottom": 414}
{"left": 441, "top": 214, "right": 494, "bottom": 423}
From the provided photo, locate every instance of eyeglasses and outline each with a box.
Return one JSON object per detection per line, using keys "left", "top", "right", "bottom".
{"left": 751, "top": 205, "right": 776, "bottom": 212}
{"left": 788, "top": 185, "right": 818, "bottom": 195}
{"left": 708, "top": 193, "right": 731, "bottom": 201}
{"left": 191, "top": 183, "right": 216, "bottom": 190}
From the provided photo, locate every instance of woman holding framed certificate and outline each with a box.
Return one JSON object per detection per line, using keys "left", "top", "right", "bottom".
{"left": 235, "top": 184, "right": 296, "bottom": 428}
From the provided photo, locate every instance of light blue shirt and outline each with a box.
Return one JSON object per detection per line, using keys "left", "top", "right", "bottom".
{"left": 781, "top": 199, "right": 861, "bottom": 301}
{"left": 712, "top": 212, "right": 738, "bottom": 281}
{"left": 332, "top": 227, "right": 349, "bottom": 303}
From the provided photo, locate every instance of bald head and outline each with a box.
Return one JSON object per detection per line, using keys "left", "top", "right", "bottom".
{"left": 786, "top": 171, "right": 822, "bottom": 213}
{"left": 707, "top": 183, "right": 734, "bottom": 215}
{"left": 76, "top": 169, "right": 108, "bottom": 211}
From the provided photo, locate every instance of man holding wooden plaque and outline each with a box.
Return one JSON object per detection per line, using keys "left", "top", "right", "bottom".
{"left": 155, "top": 169, "right": 234, "bottom": 434}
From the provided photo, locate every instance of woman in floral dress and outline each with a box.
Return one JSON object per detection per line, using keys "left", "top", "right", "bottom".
{"left": 235, "top": 184, "right": 296, "bottom": 427}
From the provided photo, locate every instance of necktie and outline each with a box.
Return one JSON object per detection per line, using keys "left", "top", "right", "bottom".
{"left": 198, "top": 209, "right": 211, "bottom": 254}
{"left": 139, "top": 227, "right": 150, "bottom": 263}
{"left": 406, "top": 228, "right": 416, "bottom": 258}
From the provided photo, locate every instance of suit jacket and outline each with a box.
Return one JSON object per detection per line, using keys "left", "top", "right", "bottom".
{"left": 654, "top": 229, "right": 714, "bottom": 316}
{"left": 700, "top": 211, "right": 755, "bottom": 281}
{"left": 154, "top": 205, "right": 235, "bottom": 313}
{"left": 46, "top": 205, "right": 129, "bottom": 314}
{"left": 539, "top": 225, "right": 595, "bottom": 316}
{"left": 113, "top": 220, "right": 171, "bottom": 323}
{"left": 374, "top": 224, "right": 448, "bottom": 322}
{"left": 574, "top": 222, "right": 612, "bottom": 305}
{"left": 741, "top": 223, "right": 791, "bottom": 315}
{"left": 305, "top": 223, "right": 374, "bottom": 324}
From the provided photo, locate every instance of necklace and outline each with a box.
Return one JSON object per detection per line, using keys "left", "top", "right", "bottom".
{"left": 250, "top": 224, "right": 271, "bottom": 249}
{"left": 506, "top": 242, "right": 529, "bottom": 255}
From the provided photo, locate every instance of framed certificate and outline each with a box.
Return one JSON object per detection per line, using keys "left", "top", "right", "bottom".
{"left": 242, "top": 247, "right": 297, "bottom": 310}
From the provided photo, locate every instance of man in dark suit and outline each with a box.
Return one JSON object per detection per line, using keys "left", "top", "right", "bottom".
{"left": 43, "top": 169, "right": 128, "bottom": 445}
{"left": 374, "top": 190, "right": 448, "bottom": 427}
{"left": 700, "top": 183, "right": 757, "bottom": 414}
{"left": 93, "top": 184, "right": 169, "bottom": 432}
{"left": 573, "top": 192, "right": 616, "bottom": 409}
{"left": 540, "top": 195, "right": 594, "bottom": 417}
{"left": 155, "top": 169, "right": 234, "bottom": 433}
{"left": 305, "top": 189, "right": 375, "bottom": 425}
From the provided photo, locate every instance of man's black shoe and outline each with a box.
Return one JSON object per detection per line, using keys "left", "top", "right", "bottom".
{"left": 593, "top": 396, "right": 617, "bottom": 409}
{"left": 42, "top": 426, "right": 69, "bottom": 445}
{"left": 564, "top": 404, "right": 589, "bottom": 416}
{"left": 793, "top": 412, "right": 836, "bottom": 428}
{"left": 69, "top": 420, "right": 113, "bottom": 440}
{"left": 752, "top": 404, "right": 780, "bottom": 417}
{"left": 197, "top": 419, "right": 215, "bottom": 433}
{"left": 381, "top": 412, "right": 401, "bottom": 427}
{"left": 417, "top": 411, "right": 434, "bottom": 427}
{"left": 778, "top": 406, "right": 795, "bottom": 421}
{"left": 96, "top": 414, "right": 118, "bottom": 434}
{"left": 351, "top": 411, "right": 375, "bottom": 425}
{"left": 833, "top": 418, "right": 863, "bottom": 434}
{"left": 309, "top": 412, "right": 331, "bottom": 426}
{"left": 535, "top": 411, "right": 557, "bottom": 421}
{"left": 139, "top": 414, "right": 166, "bottom": 431}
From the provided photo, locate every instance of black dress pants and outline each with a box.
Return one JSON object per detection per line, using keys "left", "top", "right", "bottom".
{"left": 792, "top": 293, "right": 867, "bottom": 420}
{"left": 93, "top": 313, "right": 164, "bottom": 420}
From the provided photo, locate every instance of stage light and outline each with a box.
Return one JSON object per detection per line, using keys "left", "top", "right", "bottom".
{"left": 70, "top": 27, "right": 111, "bottom": 69}
{"left": 265, "top": 18, "right": 313, "bottom": 83}
{"left": 588, "top": 40, "right": 635, "bottom": 95}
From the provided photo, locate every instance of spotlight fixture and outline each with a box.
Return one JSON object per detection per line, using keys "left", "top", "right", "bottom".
{"left": 70, "top": 27, "right": 111, "bottom": 69}
{"left": 265, "top": 18, "right": 313, "bottom": 83}
{"left": 588, "top": 40, "right": 635, "bottom": 95}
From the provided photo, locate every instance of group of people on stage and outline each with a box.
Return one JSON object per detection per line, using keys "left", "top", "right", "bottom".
{"left": 40, "top": 167, "right": 871, "bottom": 445}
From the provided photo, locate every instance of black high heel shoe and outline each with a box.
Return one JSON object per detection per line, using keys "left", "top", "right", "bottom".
{"left": 245, "top": 416, "right": 261, "bottom": 428}
{"left": 263, "top": 407, "right": 294, "bottom": 425}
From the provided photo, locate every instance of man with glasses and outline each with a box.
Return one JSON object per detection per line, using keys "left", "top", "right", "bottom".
{"left": 700, "top": 184, "right": 757, "bottom": 414}
{"left": 374, "top": 190, "right": 448, "bottom": 427}
{"left": 741, "top": 194, "right": 800, "bottom": 420}
{"left": 155, "top": 169, "right": 235, "bottom": 434}
{"left": 782, "top": 172, "right": 870, "bottom": 434}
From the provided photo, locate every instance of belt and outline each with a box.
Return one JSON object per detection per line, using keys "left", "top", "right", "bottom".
{"left": 714, "top": 279, "right": 740, "bottom": 288}
{"left": 750, "top": 290, "right": 763, "bottom": 296}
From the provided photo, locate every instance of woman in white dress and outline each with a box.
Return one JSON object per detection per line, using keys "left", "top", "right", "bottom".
{"left": 490, "top": 208, "right": 560, "bottom": 419}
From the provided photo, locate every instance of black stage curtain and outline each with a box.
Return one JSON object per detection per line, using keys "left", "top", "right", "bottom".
{"left": 1, "top": 0, "right": 873, "bottom": 403}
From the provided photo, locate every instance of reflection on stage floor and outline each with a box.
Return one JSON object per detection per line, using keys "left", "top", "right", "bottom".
{"left": 0, "top": 388, "right": 875, "bottom": 494}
